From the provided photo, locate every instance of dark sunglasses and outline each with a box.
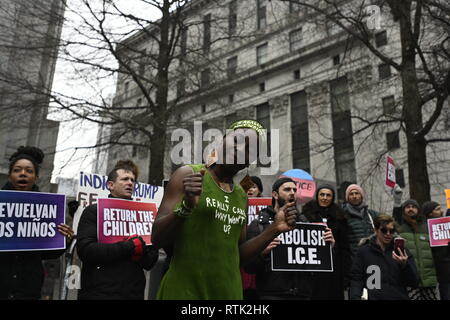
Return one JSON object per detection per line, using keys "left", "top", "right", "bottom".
{"left": 380, "top": 227, "right": 396, "bottom": 235}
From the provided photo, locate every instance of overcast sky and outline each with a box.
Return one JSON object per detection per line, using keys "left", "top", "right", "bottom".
{"left": 50, "top": 0, "right": 162, "bottom": 182}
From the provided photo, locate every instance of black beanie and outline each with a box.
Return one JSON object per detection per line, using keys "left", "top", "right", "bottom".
{"left": 271, "top": 177, "right": 296, "bottom": 207}
{"left": 250, "top": 176, "right": 263, "bottom": 193}
{"left": 401, "top": 199, "right": 420, "bottom": 213}
{"left": 422, "top": 201, "right": 440, "bottom": 218}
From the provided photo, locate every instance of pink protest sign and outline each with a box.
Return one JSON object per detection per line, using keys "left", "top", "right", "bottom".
{"left": 427, "top": 216, "right": 450, "bottom": 247}
{"left": 97, "top": 198, "right": 157, "bottom": 245}
{"left": 386, "top": 156, "right": 396, "bottom": 188}
{"left": 247, "top": 197, "right": 272, "bottom": 225}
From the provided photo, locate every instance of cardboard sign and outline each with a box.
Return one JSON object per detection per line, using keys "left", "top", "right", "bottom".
{"left": 0, "top": 190, "right": 66, "bottom": 252}
{"left": 280, "top": 169, "right": 316, "bottom": 204}
{"left": 271, "top": 222, "right": 333, "bottom": 272}
{"left": 427, "top": 216, "right": 450, "bottom": 247}
{"left": 97, "top": 198, "right": 157, "bottom": 245}
{"left": 386, "top": 156, "right": 396, "bottom": 188}
{"left": 247, "top": 197, "right": 272, "bottom": 225}
{"left": 73, "top": 172, "right": 164, "bottom": 233}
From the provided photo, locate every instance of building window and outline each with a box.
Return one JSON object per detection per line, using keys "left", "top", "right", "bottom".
{"left": 138, "top": 50, "right": 146, "bottom": 76}
{"left": 386, "top": 131, "right": 400, "bottom": 150}
{"left": 294, "top": 69, "right": 301, "bottom": 80}
{"left": 330, "top": 77, "right": 357, "bottom": 201}
{"left": 291, "top": 90, "right": 310, "bottom": 172}
{"left": 378, "top": 63, "right": 392, "bottom": 79}
{"left": 259, "top": 82, "right": 266, "bottom": 92}
{"left": 203, "top": 14, "right": 211, "bottom": 53}
{"left": 227, "top": 56, "right": 238, "bottom": 79}
{"left": 177, "top": 79, "right": 186, "bottom": 98}
{"left": 124, "top": 81, "right": 129, "bottom": 97}
{"left": 136, "top": 98, "right": 142, "bottom": 107}
{"left": 396, "top": 168, "right": 405, "bottom": 188}
{"left": 180, "top": 27, "right": 188, "bottom": 64}
{"left": 375, "top": 30, "right": 388, "bottom": 47}
{"left": 201, "top": 104, "right": 207, "bottom": 113}
{"left": 257, "top": 0, "right": 267, "bottom": 29}
{"left": 382, "top": 95, "right": 395, "bottom": 114}
{"left": 289, "top": 28, "right": 302, "bottom": 52}
{"left": 333, "top": 54, "right": 340, "bottom": 66}
{"left": 228, "top": 93, "right": 234, "bottom": 104}
{"left": 201, "top": 68, "right": 210, "bottom": 88}
{"left": 256, "top": 43, "right": 268, "bottom": 66}
{"left": 229, "top": 1, "right": 237, "bottom": 36}
{"left": 132, "top": 145, "right": 137, "bottom": 157}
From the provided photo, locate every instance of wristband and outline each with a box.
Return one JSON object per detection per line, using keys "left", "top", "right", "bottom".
{"left": 173, "top": 200, "right": 192, "bottom": 218}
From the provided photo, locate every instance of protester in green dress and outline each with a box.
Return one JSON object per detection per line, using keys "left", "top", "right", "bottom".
{"left": 152, "top": 120, "right": 297, "bottom": 300}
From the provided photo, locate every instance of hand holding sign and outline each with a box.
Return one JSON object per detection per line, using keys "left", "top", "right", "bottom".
{"left": 183, "top": 168, "right": 206, "bottom": 210}
{"left": 274, "top": 201, "right": 298, "bottom": 233}
{"left": 324, "top": 228, "right": 335, "bottom": 248}
{"left": 261, "top": 238, "right": 281, "bottom": 256}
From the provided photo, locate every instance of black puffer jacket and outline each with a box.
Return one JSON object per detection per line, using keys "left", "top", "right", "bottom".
{"left": 244, "top": 206, "right": 313, "bottom": 299}
{"left": 76, "top": 196, "right": 158, "bottom": 300}
{"left": 0, "top": 182, "right": 65, "bottom": 300}
{"left": 350, "top": 236, "right": 420, "bottom": 300}
{"left": 301, "top": 199, "right": 351, "bottom": 299}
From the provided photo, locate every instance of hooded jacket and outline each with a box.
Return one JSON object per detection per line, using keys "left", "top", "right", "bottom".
{"left": 76, "top": 195, "right": 158, "bottom": 300}
{"left": 0, "top": 182, "right": 65, "bottom": 300}
{"left": 350, "top": 235, "right": 420, "bottom": 300}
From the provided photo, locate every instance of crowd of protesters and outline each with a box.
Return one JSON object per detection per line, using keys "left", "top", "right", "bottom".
{"left": 1, "top": 121, "right": 449, "bottom": 300}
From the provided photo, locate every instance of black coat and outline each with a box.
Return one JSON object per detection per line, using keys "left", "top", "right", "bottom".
{"left": 0, "top": 182, "right": 65, "bottom": 300}
{"left": 244, "top": 206, "right": 314, "bottom": 299}
{"left": 349, "top": 236, "right": 420, "bottom": 300}
{"left": 76, "top": 197, "right": 158, "bottom": 300}
{"left": 301, "top": 200, "right": 352, "bottom": 300}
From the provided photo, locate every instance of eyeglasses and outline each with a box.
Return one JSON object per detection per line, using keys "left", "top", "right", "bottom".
{"left": 380, "top": 227, "right": 396, "bottom": 235}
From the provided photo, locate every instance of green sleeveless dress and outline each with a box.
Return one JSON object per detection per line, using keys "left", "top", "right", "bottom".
{"left": 157, "top": 164, "right": 248, "bottom": 300}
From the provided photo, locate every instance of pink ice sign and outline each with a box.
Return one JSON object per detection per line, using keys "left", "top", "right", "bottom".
{"left": 386, "top": 156, "right": 396, "bottom": 188}
{"left": 97, "top": 198, "right": 157, "bottom": 245}
{"left": 280, "top": 169, "right": 316, "bottom": 204}
{"left": 427, "top": 216, "right": 450, "bottom": 247}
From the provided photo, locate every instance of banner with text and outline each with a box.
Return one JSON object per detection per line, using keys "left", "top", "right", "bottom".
{"left": 0, "top": 190, "right": 66, "bottom": 252}
{"left": 73, "top": 172, "right": 164, "bottom": 233}
{"left": 271, "top": 222, "right": 333, "bottom": 272}
{"left": 247, "top": 198, "right": 272, "bottom": 225}
{"left": 427, "top": 216, "right": 450, "bottom": 247}
{"left": 97, "top": 198, "right": 157, "bottom": 245}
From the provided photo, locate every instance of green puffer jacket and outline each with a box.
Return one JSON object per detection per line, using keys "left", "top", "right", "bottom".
{"left": 342, "top": 203, "right": 379, "bottom": 256}
{"left": 399, "top": 222, "right": 437, "bottom": 288}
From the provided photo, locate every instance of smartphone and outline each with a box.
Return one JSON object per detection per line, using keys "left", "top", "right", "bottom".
{"left": 394, "top": 237, "right": 405, "bottom": 254}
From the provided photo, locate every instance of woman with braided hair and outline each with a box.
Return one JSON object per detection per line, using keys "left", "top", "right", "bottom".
{"left": 0, "top": 146, "right": 74, "bottom": 300}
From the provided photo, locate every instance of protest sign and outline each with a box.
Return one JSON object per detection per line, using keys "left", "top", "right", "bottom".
{"left": 247, "top": 197, "right": 272, "bottom": 225}
{"left": 386, "top": 156, "right": 396, "bottom": 188}
{"left": 427, "top": 216, "right": 450, "bottom": 247}
{"left": 271, "top": 222, "right": 333, "bottom": 272}
{"left": 0, "top": 190, "right": 66, "bottom": 252}
{"left": 280, "top": 169, "right": 316, "bottom": 204}
{"left": 73, "top": 172, "right": 164, "bottom": 233}
{"left": 97, "top": 198, "right": 157, "bottom": 245}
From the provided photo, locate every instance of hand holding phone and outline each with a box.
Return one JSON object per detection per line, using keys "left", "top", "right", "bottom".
{"left": 394, "top": 237, "right": 405, "bottom": 254}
